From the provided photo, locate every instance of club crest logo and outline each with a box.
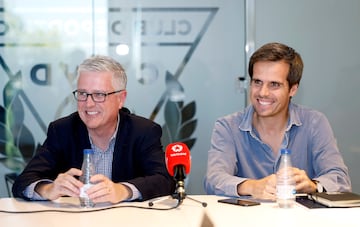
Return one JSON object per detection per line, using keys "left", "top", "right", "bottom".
{"left": 0, "top": 6, "right": 218, "bottom": 174}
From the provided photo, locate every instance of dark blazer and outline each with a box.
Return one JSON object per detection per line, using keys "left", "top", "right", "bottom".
{"left": 12, "top": 108, "right": 175, "bottom": 201}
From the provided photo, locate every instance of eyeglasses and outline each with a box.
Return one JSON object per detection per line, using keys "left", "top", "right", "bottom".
{"left": 72, "top": 90, "right": 123, "bottom": 103}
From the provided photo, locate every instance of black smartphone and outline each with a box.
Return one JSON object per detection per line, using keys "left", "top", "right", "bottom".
{"left": 218, "top": 198, "right": 260, "bottom": 206}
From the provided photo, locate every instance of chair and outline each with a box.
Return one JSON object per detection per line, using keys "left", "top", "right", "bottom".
{"left": 4, "top": 172, "right": 17, "bottom": 197}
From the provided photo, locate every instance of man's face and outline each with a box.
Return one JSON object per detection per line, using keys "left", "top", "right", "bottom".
{"left": 76, "top": 71, "right": 126, "bottom": 133}
{"left": 249, "top": 61, "right": 298, "bottom": 118}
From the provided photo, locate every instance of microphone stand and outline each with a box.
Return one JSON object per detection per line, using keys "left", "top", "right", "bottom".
{"left": 149, "top": 168, "right": 207, "bottom": 208}
{"left": 172, "top": 168, "right": 207, "bottom": 207}
{"left": 148, "top": 183, "right": 207, "bottom": 208}
{"left": 170, "top": 184, "right": 207, "bottom": 207}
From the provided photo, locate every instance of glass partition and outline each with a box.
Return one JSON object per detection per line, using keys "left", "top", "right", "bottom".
{"left": 0, "top": 0, "right": 246, "bottom": 196}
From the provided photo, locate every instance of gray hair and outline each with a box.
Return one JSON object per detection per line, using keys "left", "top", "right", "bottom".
{"left": 77, "top": 55, "right": 127, "bottom": 90}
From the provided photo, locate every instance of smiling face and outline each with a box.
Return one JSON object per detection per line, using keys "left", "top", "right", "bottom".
{"left": 250, "top": 60, "right": 298, "bottom": 119}
{"left": 76, "top": 70, "right": 127, "bottom": 135}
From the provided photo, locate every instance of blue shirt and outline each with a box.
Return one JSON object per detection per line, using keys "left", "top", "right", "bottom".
{"left": 204, "top": 102, "right": 351, "bottom": 197}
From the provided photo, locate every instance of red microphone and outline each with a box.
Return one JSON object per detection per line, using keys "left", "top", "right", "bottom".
{"left": 165, "top": 142, "right": 191, "bottom": 177}
{"left": 165, "top": 142, "right": 191, "bottom": 202}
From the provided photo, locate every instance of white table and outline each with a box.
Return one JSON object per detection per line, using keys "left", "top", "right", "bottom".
{"left": 0, "top": 195, "right": 358, "bottom": 227}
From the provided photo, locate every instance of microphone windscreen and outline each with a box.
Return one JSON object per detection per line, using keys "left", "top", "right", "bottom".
{"left": 165, "top": 142, "right": 191, "bottom": 176}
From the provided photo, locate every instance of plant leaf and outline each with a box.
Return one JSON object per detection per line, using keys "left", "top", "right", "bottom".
{"left": 164, "top": 100, "right": 181, "bottom": 141}
{"left": 181, "top": 101, "right": 196, "bottom": 123}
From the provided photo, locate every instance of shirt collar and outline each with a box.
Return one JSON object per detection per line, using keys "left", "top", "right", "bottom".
{"left": 111, "top": 114, "right": 120, "bottom": 140}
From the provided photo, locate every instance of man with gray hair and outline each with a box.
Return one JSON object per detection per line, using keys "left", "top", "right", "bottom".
{"left": 13, "top": 55, "right": 175, "bottom": 204}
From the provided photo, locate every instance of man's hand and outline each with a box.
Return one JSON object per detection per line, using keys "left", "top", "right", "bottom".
{"left": 291, "top": 167, "right": 317, "bottom": 193}
{"left": 237, "top": 174, "right": 277, "bottom": 201}
{"left": 35, "top": 168, "right": 83, "bottom": 200}
{"left": 86, "top": 174, "right": 132, "bottom": 204}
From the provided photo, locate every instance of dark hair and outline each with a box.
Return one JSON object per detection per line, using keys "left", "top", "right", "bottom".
{"left": 248, "top": 42, "right": 303, "bottom": 88}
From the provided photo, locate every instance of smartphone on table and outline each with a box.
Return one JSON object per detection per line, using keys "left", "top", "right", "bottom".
{"left": 218, "top": 198, "right": 260, "bottom": 207}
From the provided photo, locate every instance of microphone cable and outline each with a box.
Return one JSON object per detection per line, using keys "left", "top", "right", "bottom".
{"left": 0, "top": 200, "right": 182, "bottom": 214}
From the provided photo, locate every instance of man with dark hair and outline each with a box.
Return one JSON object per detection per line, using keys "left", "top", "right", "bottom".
{"left": 204, "top": 42, "right": 351, "bottom": 200}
